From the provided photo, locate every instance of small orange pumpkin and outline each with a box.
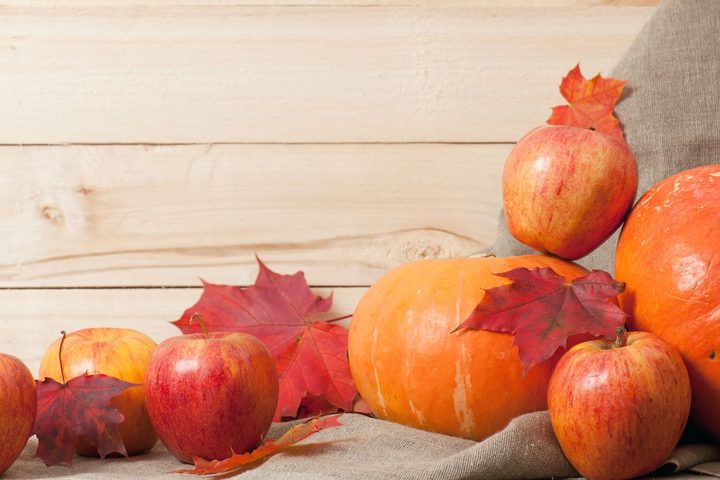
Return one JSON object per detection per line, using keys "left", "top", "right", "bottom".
{"left": 348, "top": 254, "right": 587, "bottom": 441}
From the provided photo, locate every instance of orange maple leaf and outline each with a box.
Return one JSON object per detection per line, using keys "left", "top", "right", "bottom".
{"left": 547, "top": 64, "right": 627, "bottom": 139}
{"left": 176, "top": 415, "right": 343, "bottom": 475}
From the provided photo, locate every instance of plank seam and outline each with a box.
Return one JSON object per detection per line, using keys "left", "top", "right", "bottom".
{"left": 0, "top": 141, "right": 516, "bottom": 146}
{"left": 0, "top": 285, "right": 370, "bottom": 290}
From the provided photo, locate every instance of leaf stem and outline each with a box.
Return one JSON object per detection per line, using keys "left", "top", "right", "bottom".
{"left": 58, "top": 330, "right": 67, "bottom": 384}
{"left": 190, "top": 312, "right": 210, "bottom": 339}
{"left": 325, "top": 314, "right": 353, "bottom": 324}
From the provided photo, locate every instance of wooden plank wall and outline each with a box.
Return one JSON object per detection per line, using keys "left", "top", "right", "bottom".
{"left": 0, "top": 0, "right": 656, "bottom": 372}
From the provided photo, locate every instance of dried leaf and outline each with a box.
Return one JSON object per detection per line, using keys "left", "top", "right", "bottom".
{"left": 176, "top": 415, "right": 343, "bottom": 475}
{"left": 547, "top": 64, "right": 627, "bottom": 138}
{"left": 454, "top": 267, "right": 627, "bottom": 373}
{"left": 173, "top": 257, "right": 357, "bottom": 420}
{"left": 33, "top": 374, "right": 136, "bottom": 466}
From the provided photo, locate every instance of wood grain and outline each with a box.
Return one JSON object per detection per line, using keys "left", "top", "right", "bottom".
{"left": 0, "top": 287, "right": 363, "bottom": 374}
{"left": 0, "top": 4, "right": 653, "bottom": 143}
{"left": 0, "top": 143, "right": 504, "bottom": 287}
{"left": 0, "top": 1, "right": 658, "bottom": 374}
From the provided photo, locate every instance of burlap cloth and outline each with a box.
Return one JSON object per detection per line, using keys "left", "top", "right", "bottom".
{"left": 6, "top": 412, "right": 720, "bottom": 479}
{"left": 7, "top": 1, "right": 720, "bottom": 479}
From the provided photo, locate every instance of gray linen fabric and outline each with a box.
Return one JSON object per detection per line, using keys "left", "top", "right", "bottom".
{"left": 6, "top": 412, "right": 720, "bottom": 479}
{"left": 494, "top": 0, "right": 720, "bottom": 274}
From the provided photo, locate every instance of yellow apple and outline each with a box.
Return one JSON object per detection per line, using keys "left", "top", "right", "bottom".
{"left": 39, "top": 328, "right": 158, "bottom": 456}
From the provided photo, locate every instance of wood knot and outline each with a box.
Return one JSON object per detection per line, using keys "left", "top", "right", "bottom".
{"left": 400, "top": 239, "right": 444, "bottom": 261}
{"left": 41, "top": 205, "right": 64, "bottom": 224}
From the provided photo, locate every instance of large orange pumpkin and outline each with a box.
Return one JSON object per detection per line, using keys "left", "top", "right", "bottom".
{"left": 348, "top": 254, "right": 587, "bottom": 441}
{"left": 616, "top": 165, "right": 720, "bottom": 438}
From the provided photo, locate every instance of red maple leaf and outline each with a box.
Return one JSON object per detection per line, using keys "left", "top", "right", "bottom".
{"left": 176, "top": 415, "right": 343, "bottom": 475}
{"left": 547, "top": 64, "right": 627, "bottom": 138}
{"left": 33, "top": 374, "right": 137, "bottom": 466}
{"left": 454, "top": 267, "right": 628, "bottom": 373}
{"left": 173, "top": 257, "right": 357, "bottom": 420}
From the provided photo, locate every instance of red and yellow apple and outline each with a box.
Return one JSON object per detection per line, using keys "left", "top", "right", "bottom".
{"left": 503, "top": 125, "right": 638, "bottom": 260}
{"left": 0, "top": 354, "right": 36, "bottom": 475}
{"left": 144, "top": 331, "right": 279, "bottom": 463}
{"left": 548, "top": 331, "right": 690, "bottom": 480}
{"left": 39, "top": 328, "right": 158, "bottom": 456}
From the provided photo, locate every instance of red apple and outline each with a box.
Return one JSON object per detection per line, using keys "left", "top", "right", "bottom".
{"left": 0, "top": 354, "right": 36, "bottom": 475}
{"left": 548, "top": 331, "right": 690, "bottom": 480}
{"left": 144, "top": 330, "right": 279, "bottom": 463}
{"left": 39, "top": 328, "right": 158, "bottom": 456}
{"left": 503, "top": 125, "right": 638, "bottom": 260}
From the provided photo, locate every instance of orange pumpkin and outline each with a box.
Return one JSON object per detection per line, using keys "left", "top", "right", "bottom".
{"left": 348, "top": 254, "right": 587, "bottom": 441}
{"left": 616, "top": 165, "right": 720, "bottom": 438}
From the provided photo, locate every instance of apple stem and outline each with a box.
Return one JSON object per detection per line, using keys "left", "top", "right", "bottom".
{"left": 58, "top": 330, "right": 67, "bottom": 384}
{"left": 615, "top": 326, "right": 626, "bottom": 348}
{"left": 190, "top": 312, "right": 210, "bottom": 339}
{"left": 325, "top": 314, "right": 353, "bottom": 323}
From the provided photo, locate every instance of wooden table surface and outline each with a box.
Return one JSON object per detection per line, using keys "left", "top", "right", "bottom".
{"left": 0, "top": 0, "right": 657, "bottom": 371}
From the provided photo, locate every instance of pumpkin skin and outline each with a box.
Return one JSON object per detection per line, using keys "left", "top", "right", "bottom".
{"left": 616, "top": 165, "right": 720, "bottom": 439}
{"left": 348, "top": 254, "right": 588, "bottom": 441}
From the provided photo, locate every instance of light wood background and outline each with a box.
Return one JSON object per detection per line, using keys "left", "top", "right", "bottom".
{"left": 0, "top": 0, "right": 657, "bottom": 372}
